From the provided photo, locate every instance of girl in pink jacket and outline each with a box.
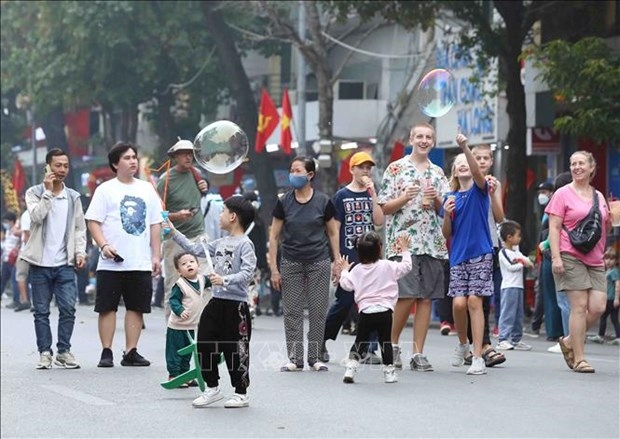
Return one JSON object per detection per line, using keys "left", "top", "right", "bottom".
{"left": 339, "top": 232, "right": 412, "bottom": 384}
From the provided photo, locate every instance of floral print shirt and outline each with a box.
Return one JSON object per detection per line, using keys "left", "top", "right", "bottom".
{"left": 378, "top": 156, "right": 449, "bottom": 259}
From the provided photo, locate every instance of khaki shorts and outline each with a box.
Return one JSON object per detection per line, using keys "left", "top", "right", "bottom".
{"left": 15, "top": 258, "right": 29, "bottom": 282}
{"left": 553, "top": 253, "right": 605, "bottom": 292}
{"left": 391, "top": 254, "right": 444, "bottom": 300}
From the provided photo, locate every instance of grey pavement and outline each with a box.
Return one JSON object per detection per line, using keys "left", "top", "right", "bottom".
{"left": 1, "top": 303, "right": 619, "bottom": 438}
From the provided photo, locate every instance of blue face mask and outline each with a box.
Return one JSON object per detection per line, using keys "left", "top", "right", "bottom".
{"left": 289, "top": 174, "right": 309, "bottom": 189}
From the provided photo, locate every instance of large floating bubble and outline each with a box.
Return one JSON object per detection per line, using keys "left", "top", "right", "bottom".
{"left": 416, "top": 69, "right": 455, "bottom": 118}
{"left": 193, "top": 120, "right": 249, "bottom": 174}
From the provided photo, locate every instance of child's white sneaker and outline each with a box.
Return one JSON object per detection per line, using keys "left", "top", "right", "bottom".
{"left": 450, "top": 343, "right": 470, "bottom": 367}
{"left": 224, "top": 393, "right": 249, "bottom": 408}
{"left": 466, "top": 357, "right": 487, "bottom": 375}
{"left": 383, "top": 365, "right": 398, "bottom": 383}
{"left": 192, "top": 386, "right": 224, "bottom": 408}
{"left": 343, "top": 359, "right": 358, "bottom": 383}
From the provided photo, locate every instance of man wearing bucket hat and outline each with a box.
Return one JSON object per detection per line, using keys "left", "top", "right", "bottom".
{"left": 157, "top": 139, "right": 209, "bottom": 320}
{"left": 320, "top": 151, "right": 385, "bottom": 364}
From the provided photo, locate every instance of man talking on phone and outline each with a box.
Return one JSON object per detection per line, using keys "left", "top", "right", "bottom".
{"left": 156, "top": 139, "right": 209, "bottom": 320}
{"left": 21, "top": 148, "right": 87, "bottom": 369}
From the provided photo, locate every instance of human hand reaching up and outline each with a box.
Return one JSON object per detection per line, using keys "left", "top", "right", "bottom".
{"left": 396, "top": 234, "right": 411, "bottom": 253}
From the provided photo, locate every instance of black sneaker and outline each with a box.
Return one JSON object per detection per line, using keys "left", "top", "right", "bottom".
{"left": 97, "top": 348, "right": 114, "bottom": 368}
{"left": 121, "top": 348, "right": 150, "bottom": 366}
{"left": 14, "top": 301, "right": 32, "bottom": 312}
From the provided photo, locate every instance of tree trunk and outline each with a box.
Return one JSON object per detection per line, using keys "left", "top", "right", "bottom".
{"left": 40, "top": 105, "right": 79, "bottom": 190}
{"left": 201, "top": 1, "right": 277, "bottom": 225}
{"left": 154, "top": 92, "right": 176, "bottom": 159}
{"left": 497, "top": 5, "right": 528, "bottom": 250}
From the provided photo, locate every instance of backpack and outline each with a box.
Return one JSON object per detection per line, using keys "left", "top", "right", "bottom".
{"left": 562, "top": 188, "right": 602, "bottom": 254}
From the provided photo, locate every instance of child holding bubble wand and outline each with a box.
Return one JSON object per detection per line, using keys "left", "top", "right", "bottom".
{"left": 441, "top": 133, "right": 495, "bottom": 375}
{"left": 166, "top": 196, "right": 257, "bottom": 408}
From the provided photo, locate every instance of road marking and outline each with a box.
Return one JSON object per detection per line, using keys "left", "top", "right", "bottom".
{"left": 41, "top": 385, "right": 114, "bottom": 406}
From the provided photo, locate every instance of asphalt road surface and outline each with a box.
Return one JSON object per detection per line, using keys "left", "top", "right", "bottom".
{"left": 1, "top": 303, "right": 618, "bottom": 438}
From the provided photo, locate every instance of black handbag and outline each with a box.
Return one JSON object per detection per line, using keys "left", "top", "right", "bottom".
{"left": 562, "top": 188, "right": 602, "bottom": 254}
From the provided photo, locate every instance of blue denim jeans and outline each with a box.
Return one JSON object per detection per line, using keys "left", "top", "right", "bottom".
{"left": 0, "top": 261, "right": 18, "bottom": 303}
{"left": 29, "top": 265, "right": 77, "bottom": 354}
{"left": 555, "top": 291, "right": 570, "bottom": 336}
{"left": 498, "top": 287, "right": 524, "bottom": 343}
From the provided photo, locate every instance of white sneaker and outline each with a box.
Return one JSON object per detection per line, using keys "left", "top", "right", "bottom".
{"left": 513, "top": 341, "right": 532, "bottom": 351}
{"left": 587, "top": 334, "right": 604, "bottom": 344}
{"left": 466, "top": 357, "right": 487, "bottom": 375}
{"left": 224, "top": 393, "right": 249, "bottom": 408}
{"left": 496, "top": 340, "right": 514, "bottom": 350}
{"left": 192, "top": 386, "right": 224, "bottom": 408}
{"left": 608, "top": 338, "right": 620, "bottom": 346}
{"left": 450, "top": 343, "right": 470, "bottom": 367}
{"left": 383, "top": 365, "right": 398, "bottom": 383}
{"left": 36, "top": 351, "right": 53, "bottom": 369}
{"left": 547, "top": 343, "right": 562, "bottom": 353}
{"left": 343, "top": 359, "right": 358, "bottom": 383}
{"left": 54, "top": 351, "right": 80, "bottom": 369}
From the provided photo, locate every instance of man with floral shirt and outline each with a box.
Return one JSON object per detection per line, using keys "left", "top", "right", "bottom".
{"left": 378, "top": 123, "right": 449, "bottom": 372}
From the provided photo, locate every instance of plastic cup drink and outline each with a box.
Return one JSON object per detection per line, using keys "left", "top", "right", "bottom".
{"left": 610, "top": 200, "right": 620, "bottom": 227}
{"left": 422, "top": 179, "right": 433, "bottom": 209}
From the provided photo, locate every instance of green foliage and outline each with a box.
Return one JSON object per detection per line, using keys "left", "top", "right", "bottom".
{"left": 530, "top": 37, "right": 620, "bottom": 142}
{"left": 1, "top": 1, "right": 226, "bottom": 133}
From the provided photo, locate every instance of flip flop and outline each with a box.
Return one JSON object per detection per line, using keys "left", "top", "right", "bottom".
{"left": 573, "top": 359, "right": 595, "bottom": 373}
{"left": 558, "top": 337, "right": 575, "bottom": 370}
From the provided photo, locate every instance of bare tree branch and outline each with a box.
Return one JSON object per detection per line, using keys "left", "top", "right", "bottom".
{"left": 330, "top": 21, "right": 384, "bottom": 85}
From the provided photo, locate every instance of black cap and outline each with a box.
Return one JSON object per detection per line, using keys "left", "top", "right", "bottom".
{"left": 537, "top": 181, "right": 554, "bottom": 192}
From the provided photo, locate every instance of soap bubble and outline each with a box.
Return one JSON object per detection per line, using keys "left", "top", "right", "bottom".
{"left": 416, "top": 69, "right": 455, "bottom": 118}
{"left": 193, "top": 120, "right": 249, "bottom": 174}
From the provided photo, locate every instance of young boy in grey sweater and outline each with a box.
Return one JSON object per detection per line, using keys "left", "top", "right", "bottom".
{"left": 168, "top": 195, "right": 257, "bottom": 408}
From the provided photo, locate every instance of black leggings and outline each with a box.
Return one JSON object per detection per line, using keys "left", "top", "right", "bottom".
{"left": 598, "top": 299, "right": 620, "bottom": 338}
{"left": 349, "top": 309, "right": 393, "bottom": 365}
{"left": 197, "top": 298, "right": 251, "bottom": 394}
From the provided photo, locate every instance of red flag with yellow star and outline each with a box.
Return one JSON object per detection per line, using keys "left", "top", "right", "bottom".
{"left": 12, "top": 158, "right": 26, "bottom": 196}
{"left": 280, "top": 88, "right": 293, "bottom": 155}
{"left": 255, "top": 88, "right": 279, "bottom": 153}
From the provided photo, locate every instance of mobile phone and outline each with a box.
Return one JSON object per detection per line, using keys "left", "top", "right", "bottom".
{"left": 44, "top": 164, "right": 51, "bottom": 174}
{"left": 113, "top": 254, "right": 124, "bottom": 263}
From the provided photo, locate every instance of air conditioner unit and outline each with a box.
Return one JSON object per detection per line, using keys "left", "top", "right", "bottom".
{"left": 335, "top": 80, "right": 365, "bottom": 100}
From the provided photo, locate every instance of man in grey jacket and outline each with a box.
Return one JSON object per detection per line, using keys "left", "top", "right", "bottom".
{"left": 21, "top": 148, "right": 87, "bottom": 369}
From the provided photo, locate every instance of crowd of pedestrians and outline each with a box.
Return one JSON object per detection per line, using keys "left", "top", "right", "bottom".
{"left": 1, "top": 126, "right": 618, "bottom": 409}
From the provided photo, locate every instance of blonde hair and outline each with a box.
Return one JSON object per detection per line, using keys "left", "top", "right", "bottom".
{"left": 409, "top": 123, "right": 435, "bottom": 140}
{"left": 449, "top": 153, "right": 465, "bottom": 192}
{"left": 570, "top": 150, "right": 597, "bottom": 180}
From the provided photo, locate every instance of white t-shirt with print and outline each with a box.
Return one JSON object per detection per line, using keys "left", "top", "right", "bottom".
{"left": 85, "top": 178, "right": 163, "bottom": 272}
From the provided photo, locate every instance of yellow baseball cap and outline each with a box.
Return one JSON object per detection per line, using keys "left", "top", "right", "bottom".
{"left": 349, "top": 152, "right": 376, "bottom": 171}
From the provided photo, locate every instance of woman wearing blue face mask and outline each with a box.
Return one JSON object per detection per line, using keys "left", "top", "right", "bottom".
{"left": 268, "top": 156, "right": 340, "bottom": 372}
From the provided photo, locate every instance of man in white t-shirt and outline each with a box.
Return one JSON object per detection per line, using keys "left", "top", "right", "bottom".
{"left": 85, "top": 142, "right": 163, "bottom": 368}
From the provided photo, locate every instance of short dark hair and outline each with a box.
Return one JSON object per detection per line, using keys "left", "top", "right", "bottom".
{"left": 500, "top": 220, "right": 521, "bottom": 241}
{"left": 108, "top": 142, "right": 138, "bottom": 173}
{"left": 224, "top": 195, "right": 255, "bottom": 231}
{"left": 173, "top": 251, "right": 198, "bottom": 269}
{"left": 3, "top": 212, "right": 17, "bottom": 222}
{"left": 554, "top": 171, "right": 572, "bottom": 190}
{"left": 45, "top": 148, "right": 68, "bottom": 164}
{"left": 356, "top": 231, "right": 382, "bottom": 264}
{"left": 290, "top": 156, "right": 316, "bottom": 181}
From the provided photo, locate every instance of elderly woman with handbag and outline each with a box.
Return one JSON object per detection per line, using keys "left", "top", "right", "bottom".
{"left": 546, "top": 150, "right": 610, "bottom": 373}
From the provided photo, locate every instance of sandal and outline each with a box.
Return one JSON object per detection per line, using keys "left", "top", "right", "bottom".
{"left": 464, "top": 351, "right": 473, "bottom": 366}
{"left": 482, "top": 347, "right": 506, "bottom": 367}
{"left": 280, "top": 362, "right": 304, "bottom": 372}
{"left": 310, "top": 361, "right": 329, "bottom": 371}
{"left": 573, "top": 359, "right": 595, "bottom": 373}
{"left": 558, "top": 337, "right": 575, "bottom": 370}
